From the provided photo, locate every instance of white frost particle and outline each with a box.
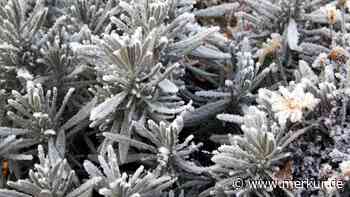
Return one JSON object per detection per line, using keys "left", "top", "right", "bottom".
{"left": 160, "top": 36, "right": 169, "bottom": 44}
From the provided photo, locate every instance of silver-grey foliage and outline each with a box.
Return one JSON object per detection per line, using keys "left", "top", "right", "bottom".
{"left": 0, "top": 143, "right": 100, "bottom": 197}
{"left": 84, "top": 145, "right": 176, "bottom": 197}
{"left": 103, "top": 111, "right": 205, "bottom": 175}
{"left": 205, "top": 106, "right": 318, "bottom": 196}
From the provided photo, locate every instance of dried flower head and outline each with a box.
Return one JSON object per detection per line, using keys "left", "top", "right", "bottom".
{"left": 328, "top": 46, "right": 349, "bottom": 64}
{"left": 258, "top": 82, "right": 320, "bottom": 126}
{"left": 258, "top": 33, "right": 283, "bottom": 65}
{"left": 321, "top": 5, "right": 340, "bottom": 25}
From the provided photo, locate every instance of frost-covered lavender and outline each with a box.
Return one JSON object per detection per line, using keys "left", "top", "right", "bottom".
{"left": 1, "top": 0, "right": 350, "bottom": 196}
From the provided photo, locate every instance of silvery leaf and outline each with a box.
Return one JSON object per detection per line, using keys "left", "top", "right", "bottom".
{"left": 158, "top": 79, "right": 179, "bottom": 94}
{"left": 90, "top": 91, "right": 127, "bottom": 122}
{"left": 287, "top": 19, "right": 301, "bottom": 51}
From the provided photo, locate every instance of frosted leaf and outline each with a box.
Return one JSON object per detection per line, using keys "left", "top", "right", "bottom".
{"left": 90, "top": 91, "right": 127, "bottom": 122}
{"left": 287, "top": 19, "right": 301, "bottom": 51}
{"left": 217, "top": 114, "right": 243, "bottom": 124}
{"left": 158, "top": 79, "right": 179, "bottom": 94}
{"left": 195, "top": 91, "right": 230, "bottom": 98}
{"left": 297, "top": 60, "right": 318, "bottom": 84}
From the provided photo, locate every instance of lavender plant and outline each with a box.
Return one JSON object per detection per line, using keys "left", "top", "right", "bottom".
{"left": 206, "top": 104, "right": 319, "bottom": 196}
{"left": 0, "top": 0, "right": 47, "bottom": 70}
{"left": 183, "top": 37, "right": 277, "bottom": 127}
{"left": 0, "top": 143, "right": 100, "bottom": 197}
{"left": 89, "top": 27, "right": 193, "bottom": 162}
{"left": 0, "top": 0, "right": 47, "bottom": 90}
{"left": 84, "top": 145, "right": 176, "bottom": 197}
{"left": 66, "top": 0, "right": 119, "bottom": 35}
{"left": 103, "top": 112, "right": 205, "bottom": 175}
{"left": 0, "top": 81, "right": 94, "bottom": 154}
